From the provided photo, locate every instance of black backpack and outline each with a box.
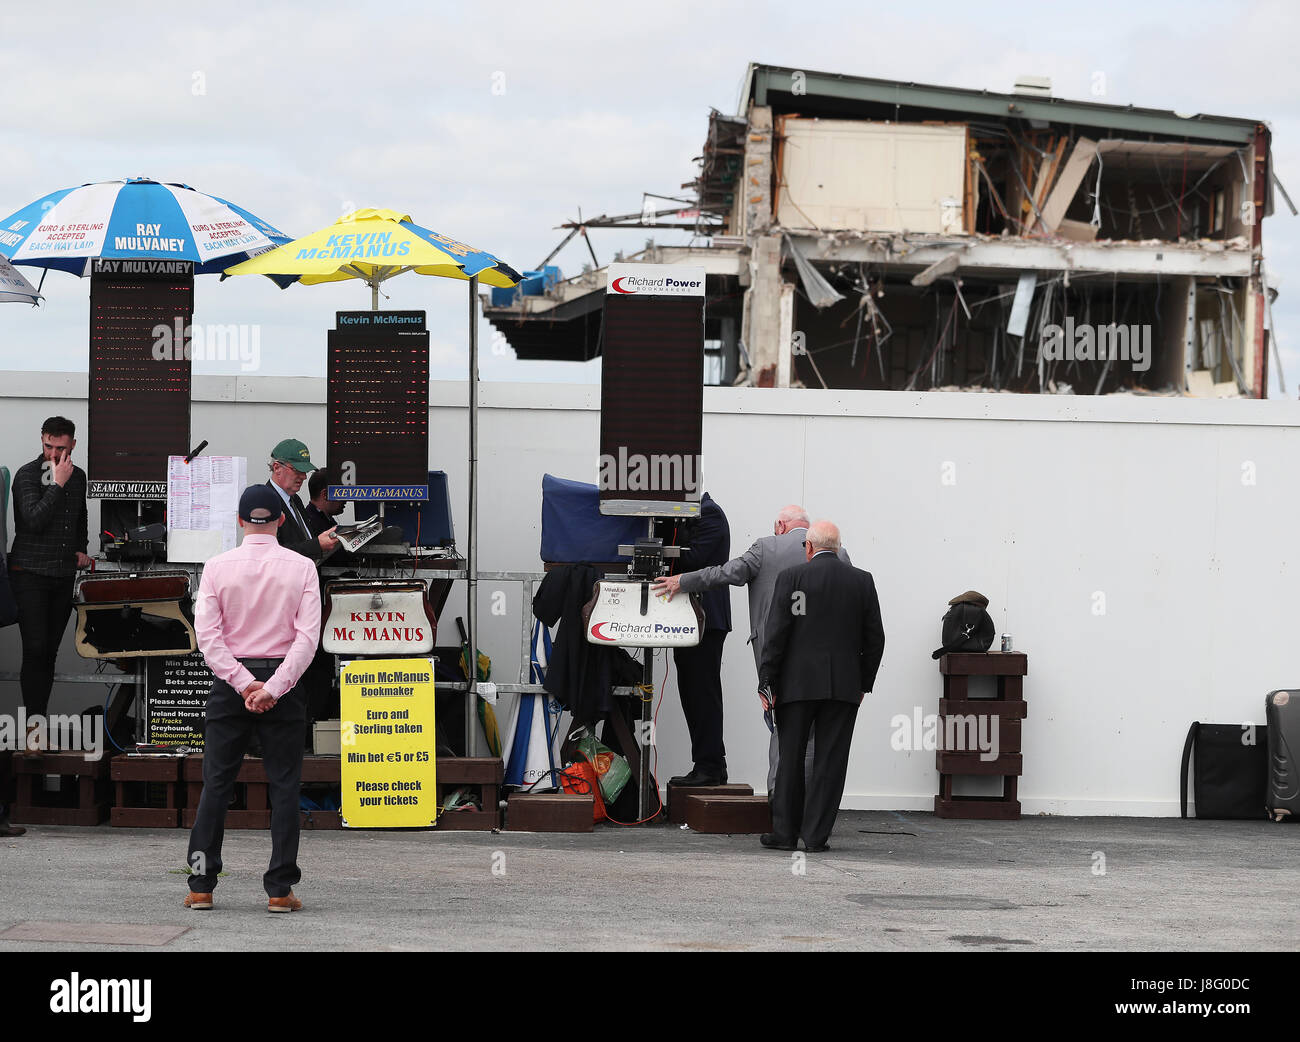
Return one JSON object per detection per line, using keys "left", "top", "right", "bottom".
{"left": 931, "top": 590, "right": 995, "bottom": 659}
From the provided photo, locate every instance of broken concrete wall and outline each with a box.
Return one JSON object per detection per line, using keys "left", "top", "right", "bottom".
{"left": 725, "top": 96, "right": 1268, "bottom": 396}
{"left": 784, "top": 271, "right": 1238, "bottom": 395}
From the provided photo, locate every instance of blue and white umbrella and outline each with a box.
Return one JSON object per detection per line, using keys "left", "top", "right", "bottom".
{"left": 0, "top": 177, "right": 292, "bottom": 278}
{"left": 501, "top": 621, "right": 564, "bottom": 791}
{"left": 0, "top": 254, "right": 40, "bottom": 304}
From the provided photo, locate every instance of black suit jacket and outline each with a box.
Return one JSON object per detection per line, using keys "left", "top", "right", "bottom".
{"left": 303, "top": 502, "right": 334, "bottom": 538}
{"left": 759, "top": 551, "right": 884, "bottom": 705}
{"left": 671, "top": 492, "right": 731, "bottom": 633}
{"left": 265, "top": 479, "right": 323, "bottom": 562}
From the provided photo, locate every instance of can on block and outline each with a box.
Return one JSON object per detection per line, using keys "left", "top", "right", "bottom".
{"left": 1000, "top": 634, "right": 1013, "bottom": 653}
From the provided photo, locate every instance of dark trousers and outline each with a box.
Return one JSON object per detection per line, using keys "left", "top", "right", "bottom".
{"left": 773, "top": 699, "right": 858, "bottom": 848}
{"left": 187, "top": 664, "right": 306, "bottom": 897}
{"left": 9, "top": 568, "right": 75, "bottom": 717}
{"left": 303, "top": 648, "right": 337, "bottom": 724}
{"left": 673, "top": 629, "right": 727, "bottom": 774}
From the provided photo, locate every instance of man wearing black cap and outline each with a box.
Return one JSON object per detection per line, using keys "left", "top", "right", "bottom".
{"left": 183, "top": 485, "right": 321, "bottom": 913}
{"left": 265, "top": 437, "right": 338, "bottom": 560}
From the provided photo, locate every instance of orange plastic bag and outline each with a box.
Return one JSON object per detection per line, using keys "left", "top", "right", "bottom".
{"left": 559, "top": 761, "right": 607, "bottom": 823}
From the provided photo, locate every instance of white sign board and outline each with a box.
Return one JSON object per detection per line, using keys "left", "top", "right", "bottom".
{"left": 606, "top": 263, "right": 706, "bottom": 297}
{"left": 166, "top": 455, "right": 247, "bottom": 559}
{"left": 323, "top": 584, "right": 435, "bottom": 656}
{"left": 585, "top": 581, "right": 701, "bottom": 647}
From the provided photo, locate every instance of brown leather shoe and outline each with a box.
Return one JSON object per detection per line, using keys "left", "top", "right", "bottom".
{"left": 184, "top": 892, "right": 214, "bottom": 910}
{"left": 267, "top": 891, "right": 302, "bottom": 913}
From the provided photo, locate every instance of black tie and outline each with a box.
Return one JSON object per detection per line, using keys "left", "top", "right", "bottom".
{"left": 288, "top": 496, "right": 311, "bottom": 539}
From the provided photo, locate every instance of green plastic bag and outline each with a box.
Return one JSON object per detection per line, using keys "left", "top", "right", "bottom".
{"left": 574, "top": 730, "right": 632, "bottom": 805}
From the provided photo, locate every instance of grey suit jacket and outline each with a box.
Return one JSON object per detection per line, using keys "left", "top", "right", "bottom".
{"left": 678, "top": 527, "right": 850, "bottom": 671}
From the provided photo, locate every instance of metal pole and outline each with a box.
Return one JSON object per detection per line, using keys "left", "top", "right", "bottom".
{"left": 520, "top": 580, "right": 534, "bottom": 686}
{"left": 466, "top": 275, "right": 479, "bottom": 756}
{"left": 639, "top": 516, "right": 655, "bottom": 820}
{"left": 639, "top": 648, "right": 653, "bottom": 821}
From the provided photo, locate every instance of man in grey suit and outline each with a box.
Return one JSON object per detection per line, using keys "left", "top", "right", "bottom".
{"left": 652, "top": 504, "right": 849, "bottom": 792}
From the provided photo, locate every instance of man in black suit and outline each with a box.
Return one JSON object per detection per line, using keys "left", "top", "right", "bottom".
{"left": 264, "top": 438, "right": 338, "bottom": 560}
{"left": 304, "top": 470, "right": 346, "bottom": 537}
{"left": 758, "top": 521, "right": 884, "bottom": 852}
{"left": 665, "top": 492, "right": 731, "bottom": 787}
{"left": 265, "top": 444, "right": 339, "bottom": 743}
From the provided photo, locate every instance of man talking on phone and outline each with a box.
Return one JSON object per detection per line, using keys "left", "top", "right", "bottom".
{"left": 7, "top": 416, "right": 90, "bottom": 752}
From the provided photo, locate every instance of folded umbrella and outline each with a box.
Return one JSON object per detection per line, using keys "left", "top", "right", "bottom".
{"left": 0, "top": 255, "right": 41, "bottom": 304}
{"left": 501, "top": 621, "right": 562, "bottom": 789}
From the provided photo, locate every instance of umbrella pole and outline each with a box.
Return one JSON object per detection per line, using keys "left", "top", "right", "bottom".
{"left": 467, "top": 275, "right": 480, "bottom": 757}
{"left": 371, "top": 278, "right": 379, "bottom": 312}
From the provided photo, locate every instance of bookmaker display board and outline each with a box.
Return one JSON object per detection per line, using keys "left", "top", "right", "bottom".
{"left": 87, "top": 259, "right": 194, "bottom": 499}
{"left": 326, "top": 311, "right": 429, "bottom": 503}
{"left": 598, "top": 264, "right": 705, "bottom": 517}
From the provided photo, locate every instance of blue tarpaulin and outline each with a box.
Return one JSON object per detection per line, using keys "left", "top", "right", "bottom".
{"left": 540, "top": 473, "right": 642, "bottom": 563}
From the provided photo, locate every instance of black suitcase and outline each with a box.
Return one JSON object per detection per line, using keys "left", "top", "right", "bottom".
{"left": 1265, "top": 690, "right": 1300, "bottom": 822}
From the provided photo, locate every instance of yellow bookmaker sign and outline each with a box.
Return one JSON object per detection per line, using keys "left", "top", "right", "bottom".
{"left": 340, "top": 657, "right": 437, "bottom": 828}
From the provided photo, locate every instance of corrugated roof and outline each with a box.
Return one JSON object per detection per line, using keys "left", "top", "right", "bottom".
{"left": 746, "top": 63, "right": 1261, "bottom": 145}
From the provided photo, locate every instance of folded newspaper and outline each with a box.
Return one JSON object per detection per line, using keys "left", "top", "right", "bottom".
{"left": 332, "top": 517, "right": 385, "bottom": 553}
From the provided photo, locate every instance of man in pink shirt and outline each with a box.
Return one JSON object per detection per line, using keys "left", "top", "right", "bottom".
{"left": 184, "top": 485, "right": 321, "bottom": 913}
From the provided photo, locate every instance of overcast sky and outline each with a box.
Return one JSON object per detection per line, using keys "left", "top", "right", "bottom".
{"left": 2, "top": 0, "right": 1298, "bottom": 394}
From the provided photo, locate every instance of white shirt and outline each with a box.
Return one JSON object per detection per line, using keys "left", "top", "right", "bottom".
{"left": 270, "top": 480, "right": 308, "bottom": 537}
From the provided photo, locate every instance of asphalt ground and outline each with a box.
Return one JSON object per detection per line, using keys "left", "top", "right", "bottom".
{"left": 1, "top": 810, "right": 1295, "bottom": 953}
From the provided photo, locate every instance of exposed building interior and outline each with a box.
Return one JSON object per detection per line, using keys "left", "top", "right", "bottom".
{"left": 485, "top": 64, "right": 1283, "bottom": 397}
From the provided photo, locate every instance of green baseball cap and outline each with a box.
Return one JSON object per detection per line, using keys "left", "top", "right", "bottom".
{"left": 270, "top": 438, "right": 319, "bottom": 473}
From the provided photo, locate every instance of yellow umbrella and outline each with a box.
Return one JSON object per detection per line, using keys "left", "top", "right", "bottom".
{"left": 225, "top": 207, "right": 522, "bottom": 757}
{"left": 224, "top": 207, "right": 520, "bottom": 308}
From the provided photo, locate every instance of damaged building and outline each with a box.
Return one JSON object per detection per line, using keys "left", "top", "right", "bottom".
{"left": 485, "top": 63, "right": 1283, "bottom": 397}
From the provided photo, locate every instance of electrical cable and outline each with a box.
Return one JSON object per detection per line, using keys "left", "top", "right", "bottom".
{"left": 103, "top": 685, "right": 129, "bottom": 754}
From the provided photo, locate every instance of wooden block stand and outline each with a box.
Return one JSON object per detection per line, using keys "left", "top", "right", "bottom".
{"left": 935, "top": 651, "right": 1028, "bottom": 820}
{"left": 685, "top": 794, "right": 772, "bottom": 834}
{"left": 11, "top": 752, "right": 111, "bottom": 826}
{"left": 506, "top": 793, "right": 593, "bottom": 832}
{"left": 181, "top": 755, "right": 271, "bottom": 830}
{"left": 111, "top": 755, "right": 183, "bottom": 828}
{"left": 300, "top": 755, "right": 343, "bottom": 830}
{"left": 434, "top": 757, "right": 503, "bottom": 831}
{"left": 667, "top": 782, "right": 753, "bottom": 824}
